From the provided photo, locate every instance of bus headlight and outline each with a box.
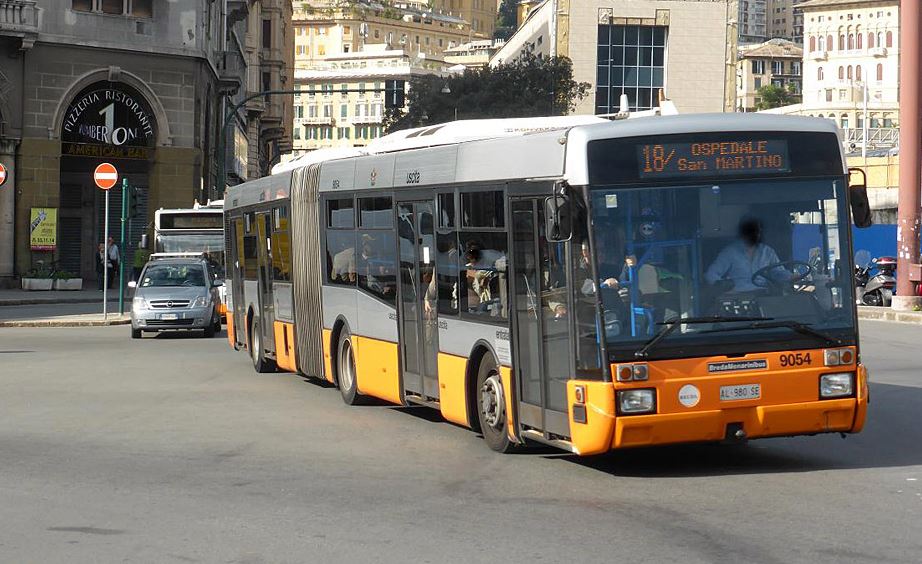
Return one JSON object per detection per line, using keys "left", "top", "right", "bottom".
{"left": 820, "top": 373, "right": 854, "bottom": 399}
{"left": 617, "top": 389, "right": 656, "bottom": 415}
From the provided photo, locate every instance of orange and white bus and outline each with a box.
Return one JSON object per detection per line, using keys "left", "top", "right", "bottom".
{"left": 223, "top": 114, "right": 871, "bottom": 455}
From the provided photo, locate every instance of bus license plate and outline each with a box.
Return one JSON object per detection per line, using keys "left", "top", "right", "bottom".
{"left": 720, "top": 384, "right": 760, "bottom": 401}
{"left": 160, "top": 313, "right": 178, "bottom": 320}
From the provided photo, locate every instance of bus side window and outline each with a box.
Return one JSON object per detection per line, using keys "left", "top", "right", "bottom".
{"left": 271, "top": 206, "right": 291, "bottom": 282}
{"left": 459, "top": 190, "right": 507, "bottom": 320}
{"left": 326, "top": 197, "right": 356, "bottom": 286}
{"left": 357, "top": 197, "right": 396, "bottom": 303}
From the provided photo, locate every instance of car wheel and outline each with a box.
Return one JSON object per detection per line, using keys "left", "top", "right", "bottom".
{"left": 476, "top": 354, "right": 515, "bottom": 453}
{"left": 203, "top": 321, "right": 215, "bottom": 338}
{"left": 249, "top": 316, "right": 276, "bottom": 373}
{"left": 336, "top": 328, "right": 363, "bottom": 405}
{"left": 212, "top": 312, "right": 221, "bottom": 335}
{"left": 131, "top": 327, "right": 142, "bottom": 339}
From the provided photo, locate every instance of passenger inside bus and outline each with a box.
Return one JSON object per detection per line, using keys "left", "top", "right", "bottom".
{"left": 463, "top": 240, "right": 507, "bottom": 317}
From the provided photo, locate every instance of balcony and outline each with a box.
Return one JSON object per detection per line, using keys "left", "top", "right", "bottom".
{"left": 809, "top": 49, "right": 827, "bottom": 61}
{"left": 0, "top": 0, "right": 38, "bottom": 50}
{"left": 869, "top": 47, "right": 888, "bottom": 58}
{"left": 217, "top": 50, "right": 247, "bottom": 95}
{"left": 301, "top": 116, "right": 334, "bottom": 125}
{"left": 351, "top": 114, "right": 382, "bottom": 124}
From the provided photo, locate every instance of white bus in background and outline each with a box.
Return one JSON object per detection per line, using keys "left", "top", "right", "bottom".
{"left": 153, "top": 201, "right": 227, "bottom": 312}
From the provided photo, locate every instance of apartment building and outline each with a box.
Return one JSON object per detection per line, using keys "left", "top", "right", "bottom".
{"left": 736, "top": 38, "right": 803, "bottom": 111}
{"left": 740, "top": 0, "right": 769, "bottom": 43}
{"left": 768, "top": 0, "right": 807, "bottom": 42}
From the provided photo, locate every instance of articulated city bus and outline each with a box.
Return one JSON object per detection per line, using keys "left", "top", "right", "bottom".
{"left": 223, "top": 114, "right": 870, "bottom": 455}
{"left": 154, "top": 202, "right": 227, "bottom": 313}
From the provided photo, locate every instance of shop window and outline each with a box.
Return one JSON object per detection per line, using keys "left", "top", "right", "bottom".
{"left": 72, "top": 0, "right": 92, "bottom": 11}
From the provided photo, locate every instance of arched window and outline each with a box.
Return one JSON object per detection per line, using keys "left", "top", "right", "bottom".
{"left": 876, "top": 63, "right": 883, "bottom": 81}
{"left": 827, "top": 35, "right": 834, "bottom": 51}
{"left": 868, "top": 33, "right": 874, "bottom": 48}
{"left": 848, "top": 34, "right": 855, "bottom": 50}
{"left": 856, "top": 65, "right": 862, "bottom": 81}
{"left": 818, "top": 66, "right": 824, "bottom": 80}
{"left": 857, "top": 33, "right": 863, "bottom": 49}
{"left": 877, "top": 32, "right": 883, "bottom": 47}
{"left": 838, "top": 34, "right": 845, "bottom": 50}
{"left": 838, "top": 66, "right": 844, "bottom": 80}
{"left": 809, "top": 36, "right": 816, "bottom": 51}
{"left": 841, "top": 114, "right": 849, "bottom": 129}
{"left": 886, "top": 31, "right": 893, "bottom": 47}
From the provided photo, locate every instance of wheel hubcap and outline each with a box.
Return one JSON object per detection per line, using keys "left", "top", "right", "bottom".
{"left": 339, "top": 339, "right": 355, "bottom": 391}
{"left": 480, "top": 372, "right": 505, "bottom": 429}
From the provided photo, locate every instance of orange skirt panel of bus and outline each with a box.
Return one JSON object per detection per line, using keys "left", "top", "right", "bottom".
{"left": 437, "top": 353, "right": 470, "bottom": 428}
{"left": 273, "top": 321, "right": 297, "bottom": 373}
{"left": 500, "top": 366, "right": 516, "bottom": 442}
{"left": 563, "top": 348, "right": 862, "bottom": 452}
{"left": 226, "top": 312, "right": 236, "bottom": 349}
{"left": 353, "top": 336, "right": 402, "bottom": 405}
{"left": 322, "top": 328, "right": 335, "bottom": 384}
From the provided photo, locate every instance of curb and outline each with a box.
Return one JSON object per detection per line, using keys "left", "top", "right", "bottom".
{"left": 857, "top": 305, "right": 922, "bottom": 324}
{"left": 0, "top": 298, "right": 107, "bottom": 307}
{"left": 0, "top": 317, "right": 131, "bottom": 328}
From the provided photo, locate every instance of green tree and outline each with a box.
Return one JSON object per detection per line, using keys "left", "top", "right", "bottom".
{"left": 754, "top": 84, "right": 801, "bottom": 110}
{"left": 384, "top": 51, "right": 591, "bottom": 133}
{"left": 494, "top": 0, "right": 518, "bottom": 40}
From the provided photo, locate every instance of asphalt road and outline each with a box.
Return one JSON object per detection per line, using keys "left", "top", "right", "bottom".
{"left": 0, "top": 320, "right": 919, "bottom": 563}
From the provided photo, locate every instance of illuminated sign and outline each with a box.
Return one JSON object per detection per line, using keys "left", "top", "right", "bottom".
{"left": 62, "top": 83, "right": 156, "bottom": 148}
{"left": 637, "top": 140, "right": 790, "bottom": 179}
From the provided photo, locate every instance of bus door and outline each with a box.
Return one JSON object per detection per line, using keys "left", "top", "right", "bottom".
{"left": 230, "top": 217, "right": 246, "bottom": 345}
{"left": 510, "top": 198, "right": 571, "bottom": 439}
{"left": 396, "top": 200, "right": 440, "bottom": 400}
{"left": 255, "top": 212, "right": 275, "bottom": 355}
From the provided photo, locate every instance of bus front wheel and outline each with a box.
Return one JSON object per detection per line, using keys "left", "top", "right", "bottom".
{"left": 336, "top": 328, "right": 363, "bottom": 405}
{"left": 476, "top": 355, "right": 514, "bottom": 453}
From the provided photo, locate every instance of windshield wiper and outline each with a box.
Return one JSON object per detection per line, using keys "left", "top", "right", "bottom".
{"left": 700, "top": 320, "right": 843, "bottom": 346}
{"left": 634, "top": 315, "right": 772, "bottom": 359}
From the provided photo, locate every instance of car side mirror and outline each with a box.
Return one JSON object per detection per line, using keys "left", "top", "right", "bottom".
{"left": 212, "top": 279, "right": 224, "bottom": 288}
{"left": 847, "top": 168, "right": 873, "bottom": 228}
{"left": 127, "top": 281, "right": 137, "bottom": 289}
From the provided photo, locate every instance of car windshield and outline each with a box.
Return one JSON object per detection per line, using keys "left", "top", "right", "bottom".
{"left": 156, "top": 233, "right": 225, "bottom": 278}
{"left": 140, "top": 264, "right": 207, "bottom": 288}
{"left": 589, "top": 178, "right": 856, "bottom": 359}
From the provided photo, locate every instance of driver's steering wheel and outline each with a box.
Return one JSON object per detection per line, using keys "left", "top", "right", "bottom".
{"left": 751, "top": 261, "right": 813, "bottom": 292}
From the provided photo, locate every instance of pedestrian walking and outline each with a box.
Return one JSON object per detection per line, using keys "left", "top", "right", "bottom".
{"left": 107, "top": 236, "right": 119, "bottom": 289}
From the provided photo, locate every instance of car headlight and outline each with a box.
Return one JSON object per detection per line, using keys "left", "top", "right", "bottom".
{"left": 820, "top": 373, "right": 854, "bottom": 399}
{"left": 132, "top": 297, "right": 147, "bottom": 310}
{"left": 190, "top": 295, "right": 209, "bottom": 308}
{"left": 617, "top": 389, "right": 656, "bottom": 415}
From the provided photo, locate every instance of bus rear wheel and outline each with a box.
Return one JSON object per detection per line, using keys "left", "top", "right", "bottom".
{"left": 336, "top": 328, "right": 363, "bottom": 405}
{"left": 249, "top": 317, "right": 276, "bottom": 373}
{"left": 476, "top": 355, "right": 514, "bottom": 453}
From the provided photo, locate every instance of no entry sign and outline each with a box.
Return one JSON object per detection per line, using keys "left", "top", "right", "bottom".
{"left": 0, "top": 163, "right": 7, "bottom": 187}
{"left": 94, "top": 162, "right": 118, "bottom": 190}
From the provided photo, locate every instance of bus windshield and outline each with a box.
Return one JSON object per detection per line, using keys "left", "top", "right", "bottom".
{"left": 156, "top": 233, "right": 225, "bottom": 278}
{"left": 588, "top": 178, "right": 856, "bottom": 360}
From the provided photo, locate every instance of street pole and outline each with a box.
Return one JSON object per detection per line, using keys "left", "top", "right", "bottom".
{"left": 895, "top": 0, "right": 922, "bottom": 310}
{"left": 103, "top": 190, "right": 109, "bottom": 321}
{"left": 119, "top": 177, "right": 127, "bottom": 315}
{"left": 861, "top": 81, "right": 868, "bottom": 161}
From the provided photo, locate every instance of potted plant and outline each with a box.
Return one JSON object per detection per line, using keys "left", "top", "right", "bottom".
{"left": 21, "top": 263, "right": 54, "bottom": 291}
{"left": 52, "top": 270, "right": 83, "bottom": 291}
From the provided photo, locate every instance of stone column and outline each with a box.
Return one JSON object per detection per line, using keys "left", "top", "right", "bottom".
{"left": 0, "top": 139, "right": 17, "bottom": 283}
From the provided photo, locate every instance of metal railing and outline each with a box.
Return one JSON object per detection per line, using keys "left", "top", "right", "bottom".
{"left": 0, "top": 0, "right": 38, "bottom": 37}
{"left": 843, "top": 127, "right": 899, "bottom": 150}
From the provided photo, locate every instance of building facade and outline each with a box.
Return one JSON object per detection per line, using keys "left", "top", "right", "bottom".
{"left": 799, "top": 0, "right": 898, "bottom": 143}
{"left": 768, "top": 0, "right": 807, "bottom": 42}
{"left": 736, "top": 38, "right": 803, "bottom": 111}
{"left": 740, "top": 0, "right": 769, "bottom": 43}
{"left": 492, "top": 0, "right": 731, "bottom": 115}
{"left": 0, "top": 1, "right": 292, "bottom": 286}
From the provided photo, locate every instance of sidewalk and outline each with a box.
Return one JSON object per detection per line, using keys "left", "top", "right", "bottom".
{"left": 0, "top": 288, "right": 128, "bottom": 307}
{"left": 0, "top": 313, "right": 131, "bottom": 328}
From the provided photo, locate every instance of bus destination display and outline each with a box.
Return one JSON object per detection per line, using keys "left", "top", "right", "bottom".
{"left": 638, "top": 139, "right": 790, "bottom": 179}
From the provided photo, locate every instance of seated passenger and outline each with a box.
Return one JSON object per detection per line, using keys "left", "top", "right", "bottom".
{"left": 705, "top": 217, "right": 782, "bottom": 293}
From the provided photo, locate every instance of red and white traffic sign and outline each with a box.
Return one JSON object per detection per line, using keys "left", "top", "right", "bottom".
{"left": 0, "top": 163, "right": 7, "bottom": 187}
{"left": 94, "top": 162, "right": 118, "bottom": 190}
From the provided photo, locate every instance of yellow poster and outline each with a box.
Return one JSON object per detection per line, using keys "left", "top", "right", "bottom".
{"left": 30, "top": 208, "right": 57, "bottom": 251}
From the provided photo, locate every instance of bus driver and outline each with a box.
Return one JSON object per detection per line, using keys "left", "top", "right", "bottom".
{"left": 705, "top": 217, "right": 783, "bottom": 293}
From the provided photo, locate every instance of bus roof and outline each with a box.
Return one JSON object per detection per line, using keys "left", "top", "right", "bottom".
{"left": 226, "top": 114, "right": 844, "bottom": 211}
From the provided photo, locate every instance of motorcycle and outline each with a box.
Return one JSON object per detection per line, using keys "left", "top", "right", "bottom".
{"left": 854, "top": 250, "right": 897, "bottom": 307}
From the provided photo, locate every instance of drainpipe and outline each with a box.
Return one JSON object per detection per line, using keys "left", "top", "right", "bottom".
{"left": 894, "top": 0, "right": 922, "bottom": 309}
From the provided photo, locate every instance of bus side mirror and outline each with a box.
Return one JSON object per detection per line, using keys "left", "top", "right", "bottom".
{"left": 545, "top": 195, "right": 571, "bottom": 242}
{"left": 139, "top": 233, "right": 149, "bottom": 249}
{"left": 847, "top": 168, "right": 873, "bottom": 228}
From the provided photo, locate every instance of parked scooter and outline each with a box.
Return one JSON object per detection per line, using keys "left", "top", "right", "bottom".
{"left": 855, "top": 250, "right": 897, "bottom": 307}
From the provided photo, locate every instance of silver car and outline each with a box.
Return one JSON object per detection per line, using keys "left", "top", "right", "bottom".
{"left": 129, "top": 258, "right": 223, "bottom": 339}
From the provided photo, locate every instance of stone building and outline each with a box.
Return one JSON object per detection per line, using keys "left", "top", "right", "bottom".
{"left": 736, "top": 38, "right": 803, "bottom": 111}
{"left": 0, "top": 1, "right": 293, "bottom": 286}
{"left": 492, "top": 0, "right": 732, "bottom": 115}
